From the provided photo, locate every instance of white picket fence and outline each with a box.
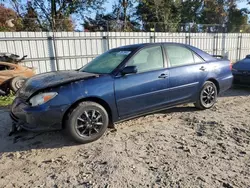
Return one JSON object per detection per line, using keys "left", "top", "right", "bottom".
{"left": 0, "top": 32, "right": 249, "bottom": 74}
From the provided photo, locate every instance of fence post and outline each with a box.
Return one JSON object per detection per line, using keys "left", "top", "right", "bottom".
{"left": 213, "top": 34, "right": 217, "bottom": 55}
{"left": 216, "top": 33, "right": 219, "bottom": 55}
{"left": 106, "top": 21, "right": 110, "bottom": 50}
{"left": 239, "top": 33, "right": 242, "bottom": 60}
{"left": 150, "top": 36, "right": 154, "bottom": 43}
{"left": 101, "top": 22, "right": 110, "bottom": 52}
{"left": 188, "top": 23, "right": 191, "bottom": 45}
{"left": 102, "top": 36, "right": 110, "bottom": 51}
{"left": 221, "top": 32, "right": 226, "bottom": 58}
{"left": 51, "top": 18, "right": 59, "bottom": 71}
{"left": 154, "top": 23, "right": 156, "bottom": 43}
{"left": 236, "top": 33, "right": 242, "bottom": 61}
{"left": 185, "top": 36, "right": 189, "bottom": 44}
{"left": 149, "top": 23, "right": 156, "bottom": 43}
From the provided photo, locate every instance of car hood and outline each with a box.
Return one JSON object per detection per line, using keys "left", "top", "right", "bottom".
{"left": 233, "top": 59, "right": 250, "bottom": 71}
{"left": 17, "top": 71, "right": 99, "bottom": 100}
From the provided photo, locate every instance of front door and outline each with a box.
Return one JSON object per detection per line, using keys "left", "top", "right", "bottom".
{"left": 114, "top": 45, "right": 169, "bottom": 118}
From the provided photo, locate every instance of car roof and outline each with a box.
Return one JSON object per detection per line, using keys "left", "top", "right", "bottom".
{"left": 117, "top": 42, "right": 179, "bottom": 49}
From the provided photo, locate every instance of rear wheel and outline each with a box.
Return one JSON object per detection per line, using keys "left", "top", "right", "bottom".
{"left": 65, "top": 101, "right": 109, "bottom": 144}
{"left": 10, "top": 76, "right": 27, "bottom": 92}
{"left": 194, "top": 81, "right": 218, "bottom": 110}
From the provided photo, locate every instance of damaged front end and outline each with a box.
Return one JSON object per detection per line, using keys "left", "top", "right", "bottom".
{"left": 9, "top": 112, "right": 23, "bottom": 136}
{"left": 9, "top": 70, "right": 99, "bottom": 135}
{"left": 17, "top": 70, "right": 98, "bottom": 100}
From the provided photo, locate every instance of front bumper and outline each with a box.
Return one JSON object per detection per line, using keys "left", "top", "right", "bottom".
{"left": 10, "top": 97, "right": 64, "bottom": 131}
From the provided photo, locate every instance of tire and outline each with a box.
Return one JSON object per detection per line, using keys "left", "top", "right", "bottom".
{"left": 0, "top": 88, "right": 5, "bottom": 96}
{"left": 194, "top": 81, "right": 218, "bottom": 110}
{"left": 65, "top": 101, "right": 109, "bottom": 144}
{"left": 10, "top": 76, "right": 27, "bottom": 92}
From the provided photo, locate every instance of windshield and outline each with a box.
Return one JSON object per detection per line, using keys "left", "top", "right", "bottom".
{"left": 79, "top": 49, "right": 132, "bottom": 74}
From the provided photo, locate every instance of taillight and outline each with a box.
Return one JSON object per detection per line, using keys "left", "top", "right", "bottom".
{"left": 229, "top": 61, "right": 233, "bottom": 70}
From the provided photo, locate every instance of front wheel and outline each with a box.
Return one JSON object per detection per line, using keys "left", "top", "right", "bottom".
{"left": 194, "top": 81, "right": 218, "bottom": 110}
{"left": 65, "top": 101, "right": 109, "bottom": 144}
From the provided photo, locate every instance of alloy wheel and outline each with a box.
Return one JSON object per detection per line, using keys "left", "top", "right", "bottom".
{"left": 201, "top": 84, "right": 216, "bottom": 108}
{"left": 75, "top": 110, "right": 104, "bottom": 137}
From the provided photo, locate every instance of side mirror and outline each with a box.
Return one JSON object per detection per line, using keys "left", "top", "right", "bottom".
{"left": 246, "top": 55, "right": 250, "bottom": 59}
{"left": 121, "top": 66, "right": 137, "bottom": 75}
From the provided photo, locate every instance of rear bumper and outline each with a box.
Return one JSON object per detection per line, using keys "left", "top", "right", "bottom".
{"left": 233, "top": 74, "right": 250, "bottom": 86}
{"left": 218, "top": 75, "right": 233, "bottom": 93}
{"left": 10, "top": 97, "right": 64, "bottom": 131}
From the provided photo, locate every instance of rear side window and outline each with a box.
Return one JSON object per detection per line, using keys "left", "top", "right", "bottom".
{"left": 193, "top": 52, "right": 205, "bottom": 63}
{"left": 164, "top": 45, "right": 204, "bottom": 67}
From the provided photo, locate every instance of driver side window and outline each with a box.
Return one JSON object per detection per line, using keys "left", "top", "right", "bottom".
{"left": 127, "top": 46, "right": 164, "bottom": 73}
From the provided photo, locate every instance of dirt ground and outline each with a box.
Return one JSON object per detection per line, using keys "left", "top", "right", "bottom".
{"left": 0, "top": 88, "right": 250, "bottom": 188}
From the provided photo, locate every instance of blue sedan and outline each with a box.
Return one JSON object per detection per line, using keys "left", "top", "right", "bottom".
{"left": 11, "top": 43, "right": 233, "bottom": 143}
{"left": 232, "top": 55, "right": 250, "bottom": 85}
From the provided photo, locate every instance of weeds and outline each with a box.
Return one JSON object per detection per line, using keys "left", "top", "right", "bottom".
{"left": 0, "top": 92, "right": 14, "bottom": 107}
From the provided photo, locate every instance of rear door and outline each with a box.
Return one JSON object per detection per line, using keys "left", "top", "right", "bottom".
{"left": 163, "top": 44, "right": 208, "bottom": 104}
{"left": 114, "top": 45, "right": 169, "bottom": 118}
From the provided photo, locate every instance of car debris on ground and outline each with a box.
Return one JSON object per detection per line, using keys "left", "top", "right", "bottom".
{"left": 0, "top": 53, "right": 35, "bottom": 95}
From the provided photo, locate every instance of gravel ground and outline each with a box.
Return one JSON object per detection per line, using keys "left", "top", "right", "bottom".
{"left": 0, "top": 88, "right": 250, "bottom": 188}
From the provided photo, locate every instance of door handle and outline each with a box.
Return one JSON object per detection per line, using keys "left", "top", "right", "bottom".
{"left": 158, "top": 73, "right": 168, "bottom": 79}
{"left": 199, "top": 66, "right": 206, "bottom": 71}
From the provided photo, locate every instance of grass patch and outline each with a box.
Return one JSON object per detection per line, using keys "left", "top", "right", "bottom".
{"left": 0, "top": 93, "right": 14, "bottom": 107}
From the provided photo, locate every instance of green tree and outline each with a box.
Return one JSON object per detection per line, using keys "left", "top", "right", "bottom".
{"left": 112, "top": 0, "right": 137, "bottom": 31}
{"left": 22, "top": 2, "right": 41, "bottom": 31}
{"left": 5, "top": 0, "right": 106, "bottom": 31}
{"left": 199, "top": 0, "right": 227, "bottom": 25}
{"left": 84, "top": 12, "right": 140, "bottom": 31}
{"left": 136, "top": 0, "right": 182, "bottom": 32}
{"left": 30, "top": 0, "right": 106, "bottom": 31}
{"left": 227, "top": 1, "right": 249, "bottom": 32}
{"left": 180, "top": 0, "right": 203, "bottom": 23}
{"left": 84, "top": 13, "right": 114, "bottom": 31}
{"left": 0, "top": 4, "right": 23, "bottom": 31}
{"left": 84, "top": 0, "right": 139, "bottom": 32}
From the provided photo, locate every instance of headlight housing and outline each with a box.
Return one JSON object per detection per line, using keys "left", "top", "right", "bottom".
{"left": 29, "top": 92, "right": 58, "bottom": 107}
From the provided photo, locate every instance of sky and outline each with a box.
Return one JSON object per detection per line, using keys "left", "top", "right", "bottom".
{"left": 238, "top": 1, "right": 248, "bottom": 9}
{"left": 105, "top": 0, "right": 114, "bottom": 13}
